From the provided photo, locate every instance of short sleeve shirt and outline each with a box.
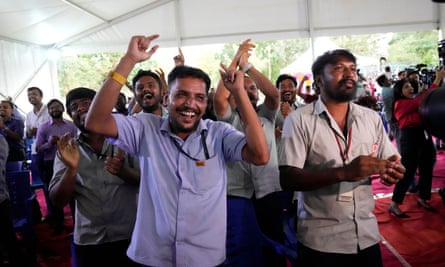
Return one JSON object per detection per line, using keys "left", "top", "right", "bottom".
{"left": 279, "top": 99, "right": 399, "bottom": 253}
{"left": 218, "top": 104, "right": 282, "bottom": 199}
{"left": 110, "top": 113, "right": 247, "bottom": 267}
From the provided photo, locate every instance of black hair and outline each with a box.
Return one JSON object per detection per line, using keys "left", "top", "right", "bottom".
{"left": 275, "top": 74, "right": 297, "bottom": 88}
{"left": 0, "top": 100, "right": 14, "bottom": 109}
{"left": 132, "top": 70, "right": 162, "bottom": 92}
{"left": 311, "top": 49, "right": 356, "bottom": 77}
{"left": 311, "top": 49, "right": 356, "bottom": 91}
{"left": 376, "top": 74, "right": 387, "bottom": 87}
{"left": 391, "top": 79, "right": 412, "bottom": 122}
{"left": 47, "top": 98, "right": 65, "bottom": 111}
{"left": 27, "top": 86, "right": 43, "bottom": 97}
{"left": 167, "top": 65, "right": 211, "bottom": 94}
{"left": 65, "top": 87, "right": 96, "bottom": 117}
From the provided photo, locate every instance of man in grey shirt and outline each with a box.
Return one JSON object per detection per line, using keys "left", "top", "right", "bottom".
{"left": 279, "top": 49, "right": 405, "bottom": 267}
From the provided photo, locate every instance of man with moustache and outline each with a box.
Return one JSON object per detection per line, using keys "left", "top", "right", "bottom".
{"left": 279, "top": 49, "right": 406, "bottom": 267}
{"left": 35, "top": 98, "right": 77, "bottom": 234}
{"left": 0, "top": 100, "right": 26, "bottom": 161}
{"left": 84, "top": 34, "right": 268, "bottom": 267}
{"left": 49, "top": 88, "right": 140, "bottom": 266}
{"left": 214, "top": 39, "right": 286, "bottom": 266}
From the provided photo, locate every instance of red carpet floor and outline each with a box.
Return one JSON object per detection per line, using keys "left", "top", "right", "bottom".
{"left": 374, "top": 149, "right": 445, "bottom": 267}
{"left": 33, "top": 150, "right": 445, "bottom": 267}
{"left": 34, "top": 191, "right": 73, "bottom": 267}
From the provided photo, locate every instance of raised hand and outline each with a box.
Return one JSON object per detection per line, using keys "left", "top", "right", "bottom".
{"left": 280, "top": 102, "right": 292, "bottom": 117}
{"left": 173, "top": 48, "right": 185, "bottom": 66}
{"left": 125, "top": 34, "right": 160, "bottom": 64}
{"left": 56, "top": 132, "right": 80, "bottom": 170}
{"left": 219, "top": 63, "right": 244, "bottom": 94}
{"left": 229, "top": 39, "right": 255, "bottom": 70}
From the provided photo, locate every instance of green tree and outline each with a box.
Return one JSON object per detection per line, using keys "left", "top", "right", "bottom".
{"left": 387, "top": 30, "right": 439, "bottom": 67}
{"left": 213, "top": 38, "right": 309, "bottom": 83}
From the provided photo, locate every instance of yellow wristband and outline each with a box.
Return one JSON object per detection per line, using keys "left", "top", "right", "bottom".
{"left": 108, "top": 70, "right": 127, "bottom": 86}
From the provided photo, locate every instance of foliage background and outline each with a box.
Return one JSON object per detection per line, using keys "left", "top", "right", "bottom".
{"left": 57, "top": 30, "right": 441, "bottom": 97}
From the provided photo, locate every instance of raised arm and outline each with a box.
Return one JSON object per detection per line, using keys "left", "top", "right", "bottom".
{"left": 85, "top": 34, "right": 160, "bottom": 137}
{"left": 220, "top": 65, "right": 269, "bottom": 165}
{"left": 239, "top": 55, "right": 279, "bottom": 110}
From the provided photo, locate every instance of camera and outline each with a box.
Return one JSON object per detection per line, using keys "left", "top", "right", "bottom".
{"left": 439, "top": 39, "right": 445, "bottom": 68}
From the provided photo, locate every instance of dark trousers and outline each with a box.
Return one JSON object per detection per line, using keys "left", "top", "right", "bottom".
{"left": 0, "top": 200, "right": 24, "bottom": 266}
{"left": 73, "top": 239, "right": 140, "bottom": 267}
{"left": 253, "top": 191, "right": 293, "bottom": 267}
{"left": 297, "top": 243, "right": 383, "bottom": 267}
{"left": 7, "top": 148, "right": 26, "bottom": 162}
{"left": 42, "top": 159, "right": 65, "bottom": 231}
{"left": 226, "top": 196, "right": 264, "bottom": 267}
{"left": 392, "top": 128, "right": 435, "bottom": 203}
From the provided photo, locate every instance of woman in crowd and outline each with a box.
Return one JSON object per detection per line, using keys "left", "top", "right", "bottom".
{"left": 388, "top": 67, "right": 445, "bottom": 217}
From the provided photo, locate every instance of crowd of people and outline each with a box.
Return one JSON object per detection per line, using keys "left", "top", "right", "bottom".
{"left": 0, "top": 34, "right": 444, "bottom": 267}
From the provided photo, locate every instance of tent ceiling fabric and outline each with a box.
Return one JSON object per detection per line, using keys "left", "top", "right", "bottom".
{"left": 0, "top": 0, "right": 444, "bottom": 111}
{"left": 0, "top": 0, "right": 443, "bottom": 54}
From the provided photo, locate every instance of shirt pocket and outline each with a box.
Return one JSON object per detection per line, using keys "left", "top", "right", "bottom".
{"left": 189, "top": 155, "right": 224, "bottom": 194}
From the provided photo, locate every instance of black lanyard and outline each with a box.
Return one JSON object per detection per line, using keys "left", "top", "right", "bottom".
{"left": 171, "top": 131, "right": 209, "bottom": 161}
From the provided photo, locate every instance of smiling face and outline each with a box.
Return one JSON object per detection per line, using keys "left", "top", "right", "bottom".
{"left": 316, "top": 56, "right": 358, "bottom": 103}
{"left": 134, "top": 75, "right": 162, "bottom": 113}
{"left": 167, "top": 77, "right": 208, "bottom": 139}
{"left": 48, "top": 101, "right": 64, "bottom": 119}
{"left": 68, "top": 98, "right": 92, "bottom": 132}
{"left": 278, "top": 78, "right": 297, "bottom": 103}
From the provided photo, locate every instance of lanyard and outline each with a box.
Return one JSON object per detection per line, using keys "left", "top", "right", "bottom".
{"left": 170, "top": 131, "right": 210, "bottom": 161}
{"left": 332, "top": 127, "right": 352, "bottom": 164}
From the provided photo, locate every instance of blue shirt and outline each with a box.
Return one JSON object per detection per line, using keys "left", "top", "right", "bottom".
{"left": 0, "top": 135, "right": 9, "bottom": 203}
{"left": 111, "top": 113, "right": 247, "bottom": 267}
{"left": 1, "top": 116, "right": 25, "bottom": 151}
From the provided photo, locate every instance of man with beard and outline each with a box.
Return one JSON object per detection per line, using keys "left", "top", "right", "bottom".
{"left": 131, "top": 69, "right": 167, "bottom": 116}
{"left": 49, "top": 88, "right": 140, "bottom": 266}
{"left": 279, "top": 49, "right": 406, "bottom": 267}
{"left": 214, "top": 39, "right": 287, "bottom": 266}
{"left": 35, "top": 98, "right": 77, "bottom": 234}
{"left": 84, "top": 34, "right": 268, "bottom": 266}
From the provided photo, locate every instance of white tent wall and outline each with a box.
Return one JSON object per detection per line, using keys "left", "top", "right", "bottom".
{"left": 0, "top": 0, "right": 443, "bottom": 108}
{"left": 0, "top": 40, "right": 61, "bottom": 115}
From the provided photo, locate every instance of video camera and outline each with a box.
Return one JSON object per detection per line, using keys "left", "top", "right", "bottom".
{"left": 412, "top": 40, "right": 445, "bottom": 88}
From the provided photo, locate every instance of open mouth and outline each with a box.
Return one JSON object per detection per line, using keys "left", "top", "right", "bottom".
{"left": 143, "top": 92, "right": 154, "bottom": 100}
{"left": 180, "top": 111, "right": 196, "bottom": 118}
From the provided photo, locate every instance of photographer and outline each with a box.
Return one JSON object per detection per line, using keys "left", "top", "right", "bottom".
{"left": 388, "top": 67, "right": 445, "bottom": 217}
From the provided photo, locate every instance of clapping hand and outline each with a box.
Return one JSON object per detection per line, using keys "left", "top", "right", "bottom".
{"left": 219, "top": 63, "right": 244, "bottom": 94}
{"left": 105, "top": 148, "right": 124, "bottom": 176}
{"left": 57, "top": 132, "right": 79, "bottom": 170}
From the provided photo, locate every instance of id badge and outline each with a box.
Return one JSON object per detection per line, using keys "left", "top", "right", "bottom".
{"left": 337, "top": 182, "right": 354, "bottom": 202}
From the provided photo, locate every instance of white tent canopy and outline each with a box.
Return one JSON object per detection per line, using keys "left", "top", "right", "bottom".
{"left": 1, "top": 0, "right": 444, "bottom": 111}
